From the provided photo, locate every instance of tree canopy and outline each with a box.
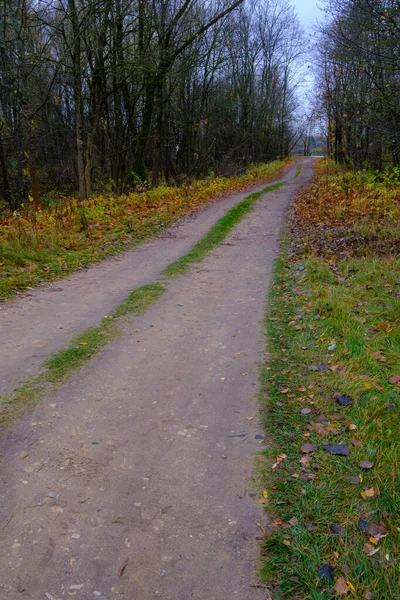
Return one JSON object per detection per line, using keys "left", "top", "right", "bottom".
{"left": 0, "top": 0, "right": 304, "bottom": 210}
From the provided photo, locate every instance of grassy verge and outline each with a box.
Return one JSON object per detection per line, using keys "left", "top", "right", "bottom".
{"left": 258, "top": 160, "right": 400, "bottom": 599}
{"left": 0, "top": 283, "right": 165, "bottom": 426}
{"left": 0, "top": 159, "right": 291, "bottom": 299}
{"left": 162, "top": 182, "right": 284, "bottom": 278}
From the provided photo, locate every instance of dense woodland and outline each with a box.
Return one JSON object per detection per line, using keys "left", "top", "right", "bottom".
{"left": 317, "top": 0, "right": 400, "bottom": 169}
{"left": 0, "top": 0, "right": 305, "bottom": 211}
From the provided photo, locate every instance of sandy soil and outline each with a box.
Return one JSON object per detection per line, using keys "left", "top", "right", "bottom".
{"left": 0, "top": 159, "right": 314, "bottom": 600}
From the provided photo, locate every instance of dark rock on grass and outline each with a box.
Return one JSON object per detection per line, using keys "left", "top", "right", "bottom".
{"left": 349, "top": 476, "right": 361, "bottom": 485}
{"left": 358, "top": 519, "right": 369, "bottom": 531}
{"left": 309, "top": 364, "right": 329, "bottom": 372}
{"left": 316, "top": 414, "right": 329, "bottom": 424}
{"left": 359, "top": 461, "right": 374, "bottom": 470}
{"left": 330, "top": 524, "right": 344, "bottom": 535}
{"left": 317, "top": 564, "right": 335, "bottom": 583}
{"left": 322, "top": 443, "right": 350, "bottom": 456}
{"left": 335, "top": 393, "right": 353, "bottom": 406}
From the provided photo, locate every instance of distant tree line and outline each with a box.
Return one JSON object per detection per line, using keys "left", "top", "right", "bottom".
{"left": 0, "top": 0, "right": 304, "bottom": 211}
{"left": 317, "top": 0, "right": 400, "bottom": 169}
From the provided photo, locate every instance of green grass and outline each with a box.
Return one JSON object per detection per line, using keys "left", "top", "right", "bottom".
{"left": 162, "top": 182, "right": 284, "bottom": 278}
{"left": 112, "top": 282, "right": 165, "bottom": 317}
{"left": 0, "top": 283, "right": 165, "bottom": 426}
{"left": 258, "top": 171, "right": 400, "bottom": 598}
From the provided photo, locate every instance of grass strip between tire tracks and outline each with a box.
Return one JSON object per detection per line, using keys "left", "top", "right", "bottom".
{"left": 257, "top": 160, "right": 400, "bottom": 599}
{"left": 0, "top": 283, "right": 165, "bottom": 426}
{"left": 0, "top": 178, "right": 286, "bottom": 428}
{"left": 162, "top": 182, "right": 284, "bottom": 278}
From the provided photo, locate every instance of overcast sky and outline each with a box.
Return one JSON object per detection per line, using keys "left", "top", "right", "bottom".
{"left": 290, "top": 0, "right": 322, "bottom": 30}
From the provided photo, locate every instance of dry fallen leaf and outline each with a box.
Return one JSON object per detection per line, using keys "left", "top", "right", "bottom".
{"left": 371, "top": 351, "right": 387, "bottom": 362}
{"left": 363, "top": 543, "right": 379, "bottom": 556}
{"left": 263, "top": 490, "right": 268, "bottom": 499}
{"left": 301, "top": 443, "right": 317, "bottom": 453}
{"left": 388, "top": 375, "right": 400, "bottom": 385}
{"left": 366, "top": 522, "right": 387, "bottom": 538}
{"left": 118, "top": 557, "right": 129, "bottom": 577}
{"left": 256, "top": 522, "right": 266, "bottom": 534}
{"left": 347, "top": 581, "right": 356, "bottom": 593}
{"left": 369, "top": 536, "right": 378, "bottom": 545}
{"left": 326, "top": 423, "right": 340, "bottom": 433}
{"left": 299, "top": 455, "right": 312, "bottom": 466}
{"left": 361, "top": 487, "right": 375, "bottom": 500}
{"left": 334, "top": 576, "right": 349, "bottom": 595}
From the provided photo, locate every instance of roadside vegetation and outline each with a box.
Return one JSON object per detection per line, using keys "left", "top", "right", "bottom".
{"left": 0, "top": 159, "right": 289, "bottom": 299}
{"left": 259, "top": 159, "right": 400, "bottom": 599}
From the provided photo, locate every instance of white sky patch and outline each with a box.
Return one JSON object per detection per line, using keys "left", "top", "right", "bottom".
{"left": 289, "top": 1, "right": 325, "bottom": 119}
{"left": 290, "top": 0, "right": 322, "bottom": 30}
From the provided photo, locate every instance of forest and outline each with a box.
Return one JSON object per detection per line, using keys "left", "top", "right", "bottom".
{"left": 0, "top": 0, "right": 304, "bottom": 212}
{"left": 317, "top": 0, "right": 400, "bottom": 170}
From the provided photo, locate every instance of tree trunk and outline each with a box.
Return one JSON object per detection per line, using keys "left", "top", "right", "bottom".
{"left": 132, "top": 78, "right": 158, "bottom": 182}
{"left": 68, "top": 0, "right": 86, "bottom": 203}
{"left": 0, "top": 127, "right": 11, "bottom": 208}
{"left": 27, "top": 123, "right": 40, "bottom": 211}
{"left": 151, "top": 85, "right": 164, "bottom": 187}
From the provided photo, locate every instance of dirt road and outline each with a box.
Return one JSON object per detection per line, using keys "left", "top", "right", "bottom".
{"left": 0, "top": 159, "right": 314, "bottom": 600}
{"left": 0, "top": 163, "right": 298, "bottom": 396}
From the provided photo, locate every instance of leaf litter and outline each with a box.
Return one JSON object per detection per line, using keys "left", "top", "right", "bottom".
{"left": 259, "top": 159, "right": 400, "bottom": 598}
